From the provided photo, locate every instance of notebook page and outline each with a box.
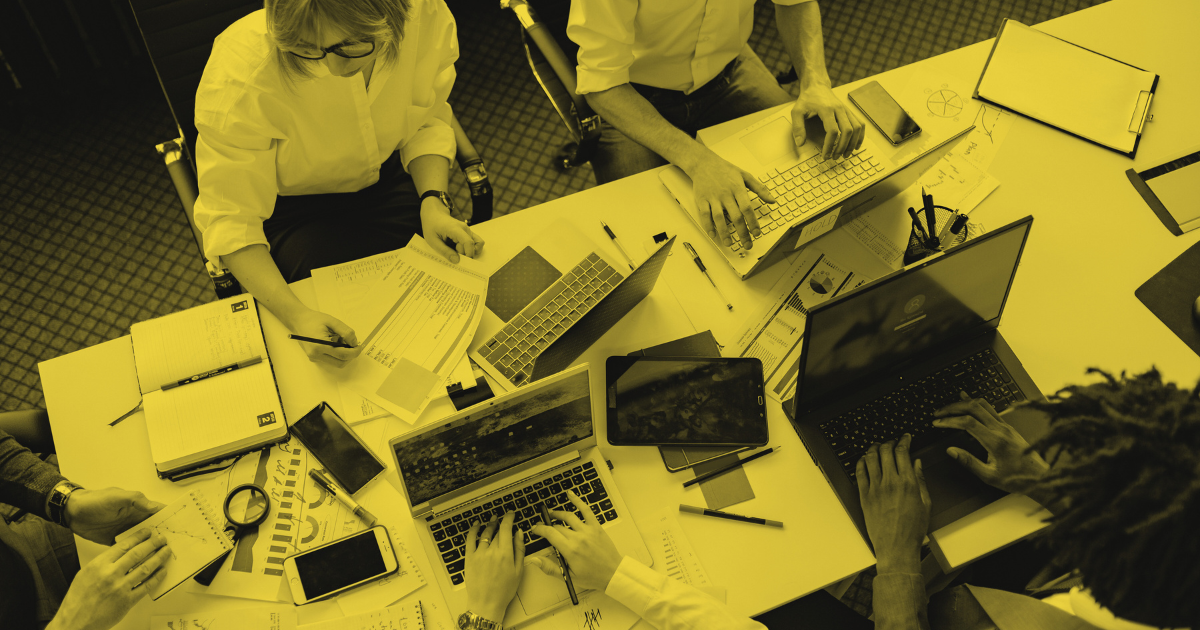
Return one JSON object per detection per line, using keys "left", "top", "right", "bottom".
{"left": 977, "top": 21, "right": 1154, "bottom": 152}
{"left": 114, "top": 489, "right": 233, "bottom": 600}
{"left": 143, "top": 362, "right": 284, "bottom": 468}
{"left": 132, "top": 296, "right": 266, "bottom": 394}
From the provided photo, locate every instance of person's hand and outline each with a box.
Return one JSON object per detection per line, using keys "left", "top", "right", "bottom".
{"left": 421, "top": 198, "right": 485, "bottom": 263}
{"left": 287, "top": 307, "right": 361, "bottom": 368}
{"left": 529, "top": 490, "right": 624, "bottom": 592}
{"left": 465, "top": 512, "right": 524, "bottom": 623}
{"left": 933, "top": 392, "right": 1050, "bottom": 497}
{"left": 48, "top": 528, "right": 170, "bottom": 630}
{"left": 857, "top": 435, "right": 931, "bottom": 573}
{"left": 685, "top": 147, "right": 777, "bottom": 251}
{"left": 792, "top": 84, "right": 865, "bottom": 161}
{"left": 65, "top": 488, "right": 165, "bottom": 545}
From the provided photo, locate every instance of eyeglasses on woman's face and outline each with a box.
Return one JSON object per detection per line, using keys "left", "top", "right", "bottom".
{"left": 287, "top": 39, "right": 375, "bottom": 60}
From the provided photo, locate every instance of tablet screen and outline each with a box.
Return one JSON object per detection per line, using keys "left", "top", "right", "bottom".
{"left": 606, "top": 357, "right": 767, "bottom": 446}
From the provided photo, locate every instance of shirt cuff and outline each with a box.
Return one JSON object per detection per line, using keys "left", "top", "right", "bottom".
{"left": 196, "top": 212, "right": 270, "bottom": 264}
{"left": 399, "top": 123, "right": 456, "bottom": 172}
{"left": 575, "top": 66, "right": 632, "bottom": 96}
{"left": 604, "top": 556, "right": 664, "bottom": 616}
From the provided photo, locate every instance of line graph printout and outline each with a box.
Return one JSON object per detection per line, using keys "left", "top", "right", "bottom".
{"left": 339, "top": 237, "right": 488, "bottom": 424}
{"left": 151, "top": 606, "right": 296, "bottom": 630}
{"left": 115, "top": 488, "right": 233, "bottom": 600}
{"left": 729, "top": 250, "right": 869, "bottom": 402}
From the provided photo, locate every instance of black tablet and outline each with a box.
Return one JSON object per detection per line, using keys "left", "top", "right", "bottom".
{"left": 606, "top": 356, "right": 768, "bottom": 447}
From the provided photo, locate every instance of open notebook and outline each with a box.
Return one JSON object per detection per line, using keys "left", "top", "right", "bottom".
{"left": 115, "top": 489, "right": 233, "bottom": 600}
{"left": 131, "top": 296, "right": 287, "bottom": 477}
{"left": 974, "top": 19, "right": 1157, "bottom": 157}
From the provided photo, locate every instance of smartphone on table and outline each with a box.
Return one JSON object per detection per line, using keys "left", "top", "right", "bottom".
{"left": 290, "top": 402, "right": 386, "bottom": 495}
{"left": 848, "top": 80, "right": 922, "bottom": 146}
{"left": 284, "top": 526, "right": 397, "bottom": 605}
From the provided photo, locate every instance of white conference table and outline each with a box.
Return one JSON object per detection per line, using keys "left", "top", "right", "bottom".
{"left": 40, "top": 0, "right": 1200, "bottom": 626}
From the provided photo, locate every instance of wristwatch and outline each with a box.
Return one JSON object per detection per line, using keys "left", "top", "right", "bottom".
{"left": 419, "top": 189, "right": 456, "bottom": 213}
{"left": 457, "top": 611, "right": 502, "bottom": 630}
{"left": 47, "top": 480, "right": 84, "bottom": 528}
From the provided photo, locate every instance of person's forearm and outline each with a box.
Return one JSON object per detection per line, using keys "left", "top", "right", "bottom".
{"left": 775, "top": 2, "right": 832, "bottom": 90}
{"left": 222, "top": 244, "right": 309, "bottom": 329}
{"left": 408, "top": 154, "right": 451, "bottom": 196}
{"left": 585, "top": 85, "right": 711, "bottom": 173}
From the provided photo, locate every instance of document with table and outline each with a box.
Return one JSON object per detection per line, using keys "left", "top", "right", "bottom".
{"left": 130, "top": 295, "right": 287, "bottom": 477}
{"left": 332, "top": 238, "right": 488, "bottom": 424}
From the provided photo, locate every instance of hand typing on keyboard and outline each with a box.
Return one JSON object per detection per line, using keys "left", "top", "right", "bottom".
{"left": 932, "top": 392, "right": 1051, "bottom": 502}
{"left": 464, "top": 511, "right": 524, "bottom": 623}
{"left": 857, "top": 435, "right": 930, "bottom": 575}
{"left": 529, "top": 490, "right": 625, "bottom": 592}
{"left": 790, "top": 84, "right": 865, "bottom": 161}
{"left": 683, "top": 146, "right": 777, "bottom": 251}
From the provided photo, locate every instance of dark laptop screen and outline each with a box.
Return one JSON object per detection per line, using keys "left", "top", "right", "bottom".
{"left": 797, "top": 217, "right": 1032, "bottom": 411}
{"left": 392, "top": 370, "right": 592, "bottom": 506}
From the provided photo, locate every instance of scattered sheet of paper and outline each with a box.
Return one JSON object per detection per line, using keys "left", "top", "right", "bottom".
{"left": 115, "top": 488, "right": 232, "bottom": 600}
{"left": 335, "top": 482, "right": 427, "bottom": 615}
{"left": 896, "top": 68, "right": 1015, "bottom": 168}
{"left": 152, "top": 606, "right": 296, "bottom": 630}
{"left": 960, "top": 103, "right": 1015, "bottom": 171}
{"left": 306, "top": 601, "right": 427, "bottom": 630}
{"left": 729, "top": 250, "right": 870, "bottom": 402}
{"left": 130, "top": 295, "right": 265, "bottom": 393}
{"left": 649, "top": 510, "right": 711, "bottom": 588}
{"left": 844, "top": 205, "right": 909, "bottom": 267}
{"left": 918, "top": 148, "right": 1001, "bottom": 214}
{"left": 530, "top": 589, "right": 641, "bottom": 630}
{"left": 341, "top": 237, "right": 488, "bottom": 424}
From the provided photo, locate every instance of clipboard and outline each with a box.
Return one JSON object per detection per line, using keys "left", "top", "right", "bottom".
{"left": 973, "top": 19, "right": 1159, "bottom": 158}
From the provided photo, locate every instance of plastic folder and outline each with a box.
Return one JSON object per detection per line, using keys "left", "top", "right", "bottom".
{"left": 974, "top": 19, "right": 1158, "bottom": 158}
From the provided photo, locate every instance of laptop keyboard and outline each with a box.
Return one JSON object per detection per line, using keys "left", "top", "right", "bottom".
{"left": 819, "top": 349, "right": 1025, "bottom": 480}
{"left": 477, "top": 253, "right": 621, "bottom": 387}
{"left": 729, "top": 148, "right": 884, "bottom": 252}
{"left": 429, "top": 460, "right": 619, "bottom": 586}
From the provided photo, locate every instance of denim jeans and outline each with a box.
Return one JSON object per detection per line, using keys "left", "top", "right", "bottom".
{"left": 590, "top": 45, "right": 794, "bottom": 185}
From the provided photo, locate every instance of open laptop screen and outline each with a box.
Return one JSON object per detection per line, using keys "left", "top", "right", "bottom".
{"left": 797, "top": 217, "right": 1032, "bottom": 411}
{"left": 392, "top": 370, "right": 593, "bottom": 506}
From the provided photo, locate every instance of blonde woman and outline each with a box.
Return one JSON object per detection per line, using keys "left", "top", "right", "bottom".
{"left": 193, "top": 0, "right": 483, "bottom": 367}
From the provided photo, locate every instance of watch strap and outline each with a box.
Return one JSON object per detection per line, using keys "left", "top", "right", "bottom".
{"left": 419, "top": 189, "right": 449, "bottom": 202}
{"left": 47, "top": 481, "right": 83, "bottom": 527}
{"left": 457, "top": 611, "right": 502, "bottom": 630}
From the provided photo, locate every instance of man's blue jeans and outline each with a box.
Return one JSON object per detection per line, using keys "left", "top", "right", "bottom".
{"left": 590, "top": 45, "right": 794, "bottom": 185}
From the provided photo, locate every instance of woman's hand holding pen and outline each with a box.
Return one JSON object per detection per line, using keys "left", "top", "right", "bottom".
{"left": 530, "top": 491, "right": 625, "bottom": 591}
{"left": 288, "top": 308, "right": 361, "bottom": 368}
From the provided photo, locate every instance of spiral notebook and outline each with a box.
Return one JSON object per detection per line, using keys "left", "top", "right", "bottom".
{"left": 303, "top": 601, "right": 426, "bottom": 630}
{"left": 114, "top": 489, "right": 233, "bottom": 600}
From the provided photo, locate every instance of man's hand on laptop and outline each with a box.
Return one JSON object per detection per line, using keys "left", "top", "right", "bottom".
{"left": 857, "top": 435, "right": 931, "bottom": 574}
{"left": 465, "top": 512, "right": 525, "bottom": 623}
{"left": 684, "top": 146, "right": 776, "bottom": 251}
{"left": 791, "top": 84, "right": 865, "bottom": 161}
{"left": 933, "top": 392, "right": 1052, "bottom": 504}
{"left": 529, "top": 490, "right": 624, "bottom": 591}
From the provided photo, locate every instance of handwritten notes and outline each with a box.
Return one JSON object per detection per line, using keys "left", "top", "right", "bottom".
{"left": 152, "top": 606, "right": 296, "bottom": 630}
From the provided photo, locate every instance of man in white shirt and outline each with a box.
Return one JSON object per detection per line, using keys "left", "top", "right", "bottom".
{"left": 193, "top": 0, "right": 483, "bottom": 367}
{"left": 567, "top": 0, "right": 864, "bottom": 251}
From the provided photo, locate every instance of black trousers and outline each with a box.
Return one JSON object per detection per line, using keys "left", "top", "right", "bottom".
{"left": 263, "top": 151, "right": 422, "bottom": 283}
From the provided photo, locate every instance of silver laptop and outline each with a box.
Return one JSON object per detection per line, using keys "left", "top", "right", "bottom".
{"left": 388, "top": 363, "right": 652, "bottom": 626}
{"left": 661, "top": 105, "right": 972, "bottom": 280}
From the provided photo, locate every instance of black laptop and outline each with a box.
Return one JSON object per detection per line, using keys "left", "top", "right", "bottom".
{"left": 783, "top": 215, "right": 1042, "bottom": 545}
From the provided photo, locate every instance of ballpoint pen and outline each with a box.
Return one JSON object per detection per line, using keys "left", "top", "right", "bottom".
{"left": 683, "top": 446, "right": 780, "bottom": 488}
{"left": 922, "top": 188, "right": 939, "bottom": 249}
{"left": 679, "top": 505, "right": 784, "bottom": 528}
{"left": 289, "top": 334, "right": 354, "bottom": 348}
{"left": 683, "top": 241, "right": 733, "bottom": 311}
{"left": 161, "top": 356, "right": 262, "bottom": 391}
{"left": 309, "top": 470, "right": 377, "bottom": 526}
{"left": 600, "top": 221, "right": 636, "bottom": 270}
{"left": 539, "top": 503, "right": 578, "bottom": 605}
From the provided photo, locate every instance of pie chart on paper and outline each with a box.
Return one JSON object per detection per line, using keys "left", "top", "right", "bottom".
{"left": 927, "top": 90, "right": 965, "bottom": 118}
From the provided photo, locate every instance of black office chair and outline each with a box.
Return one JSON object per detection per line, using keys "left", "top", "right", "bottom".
{"left": 128, "top": 0, "right": 494, "bottom": 298}
{"left": 501, "top": 0, "right": 600, "bottom": 172}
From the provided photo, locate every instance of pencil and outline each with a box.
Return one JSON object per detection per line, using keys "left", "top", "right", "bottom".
{"left": 288, "top": 334, "right": 354, "bottom": 348}
{"left": 683, "top": 446, "right": 781, "bottom": 488}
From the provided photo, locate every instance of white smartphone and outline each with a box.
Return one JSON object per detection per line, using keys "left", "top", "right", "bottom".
{"left": 283, "top": 526, "right": 397, "bottom": 605}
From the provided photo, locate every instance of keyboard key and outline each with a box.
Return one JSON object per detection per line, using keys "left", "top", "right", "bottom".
{"left": 583, "top": 467, "right": 599, "bottom": 480}
{"left": 451, "top": 572, "right": 464, "bottom": 585}
{"left": 599, "top": 498, "right": 614, "bottom": 511}
{"left": 433, "top": 529, "right": 447, "bottom": 542}
{"left": 603, "top": 510, "right": 618, "bottom": 521}
{"left": 441, "top": 548, "right": 461, "bottom": 563}
{"left": 447, "top": 559, "right": 464, "bottom": 575}
{"left": 452, "top": 534, "right": 465, "bottom": 547}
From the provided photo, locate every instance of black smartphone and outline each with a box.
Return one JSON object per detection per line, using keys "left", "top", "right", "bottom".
{"left": 290, "top": 402, "right": 386, "bottom": 495}
{"left": 848, "top": 80, "right": 921, "bottom": 146}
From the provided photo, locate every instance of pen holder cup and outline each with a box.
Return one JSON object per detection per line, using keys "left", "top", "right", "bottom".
{"left": 903, "top": 207, "right": 979, "bottom": 266}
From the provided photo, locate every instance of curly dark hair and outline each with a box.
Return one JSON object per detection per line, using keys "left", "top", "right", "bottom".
{"left": 1025, "top": 368, "right": 1200, "bottom": 628}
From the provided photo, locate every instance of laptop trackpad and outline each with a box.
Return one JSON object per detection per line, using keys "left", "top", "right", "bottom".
{"left": 517, "top": 554, "right": 570, "bottom": 614}
{"left": 918, "top": 439, "right": 1006, "bottom": 531}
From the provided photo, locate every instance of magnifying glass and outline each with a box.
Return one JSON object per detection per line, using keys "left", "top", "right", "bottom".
{"left": 194, "top": 483, "right": 271, "bottom": 586}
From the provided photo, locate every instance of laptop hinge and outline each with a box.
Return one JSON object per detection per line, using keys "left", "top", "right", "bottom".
{"left": 423, "top": 450, "right": 583, "bottom": 520}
